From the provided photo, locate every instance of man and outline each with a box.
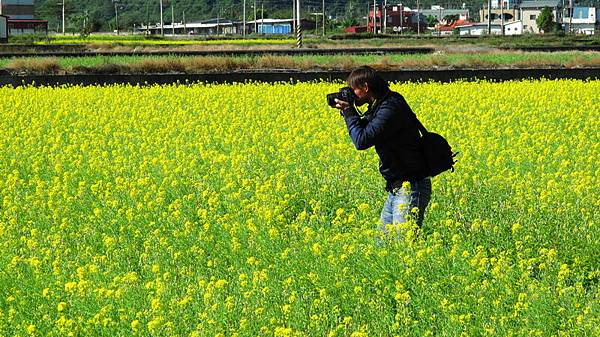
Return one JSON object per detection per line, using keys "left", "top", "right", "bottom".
{"left": 334, "top": 66, "right": 431, "bottom": 238}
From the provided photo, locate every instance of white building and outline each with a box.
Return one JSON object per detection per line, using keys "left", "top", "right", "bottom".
{"left": 564, "top": 7, "right": 598, "bottom": 35}
{"left": 519, "top": 0, "right": 563, "bottom": 34}
{"left": 1, "top": 15, "right": 8, "bottom": 43}
{"left": 457, "top": 20, "right": 522, "bottom": 35}
{"left": 503, "top": 20, "right": 523, "bottom": 35}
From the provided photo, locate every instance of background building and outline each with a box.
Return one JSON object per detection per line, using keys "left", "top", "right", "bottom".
{"left": 421, "top": 6, "right": 469, "bottom": 21}
{"left": 564, "top": 6, "right": 598, "bottom": 34}
{"left": 0, "top": 14, "right": 8, "bottom": 42}
{"left": 1, "top": 0, "right": 34, "bottom": 19}
{"left": 369, "top": 5, "right": 426, "bottom": 33}
{"left": 519, "top": 0, "right": 562, "bottom": 33}
{"left": 140, "top": 18, "right": 314, "bottom": 36}
{"left": 0, "top": 0, "right": 47, "bottom": 35}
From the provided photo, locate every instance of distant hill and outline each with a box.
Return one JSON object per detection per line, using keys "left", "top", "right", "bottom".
{"left": 34, "top": 0, "right": 596, "bottom": 33}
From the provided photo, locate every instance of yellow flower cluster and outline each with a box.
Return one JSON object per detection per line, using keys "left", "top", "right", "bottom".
{"left": 0, "top": 79, "right": 598, "bottom": 336}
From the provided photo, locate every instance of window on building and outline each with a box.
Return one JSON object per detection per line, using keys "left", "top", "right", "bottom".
{"left": 573, "top": 7, "right": 589, "bottom": 19}
{"left": 530, "top": 14, "right": 536, "bottom": 20}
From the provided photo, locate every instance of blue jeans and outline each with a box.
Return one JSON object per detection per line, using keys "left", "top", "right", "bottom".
{"left": 379, "top": 178, "right": 432, "bottom": 237}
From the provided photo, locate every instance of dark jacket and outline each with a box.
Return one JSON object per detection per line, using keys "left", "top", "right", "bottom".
{"left": 343, "top": 90, "right": 428, "bottom": 191}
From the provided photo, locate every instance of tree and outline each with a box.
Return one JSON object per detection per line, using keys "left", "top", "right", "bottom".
{"left": 443, "top": 14, "right": 459, "bottom": 22}
{"left": 426, "top": 15, "right": 438, "bottom": 27}
{"left": 536, "top": 7, "right": 554, "bottom": 34}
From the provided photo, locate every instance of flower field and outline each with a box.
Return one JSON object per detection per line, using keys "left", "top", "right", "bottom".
{"left": 0, "top": 80, "right": 598, "bottom": 336}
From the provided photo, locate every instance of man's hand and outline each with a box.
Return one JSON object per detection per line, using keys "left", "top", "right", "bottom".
{"left": 334, "top": 98, "right": 350, "bottom": 110}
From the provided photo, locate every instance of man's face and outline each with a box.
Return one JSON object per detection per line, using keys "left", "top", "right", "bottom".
{"left": 351, "top": 83, "right": 371, "bottom": 107}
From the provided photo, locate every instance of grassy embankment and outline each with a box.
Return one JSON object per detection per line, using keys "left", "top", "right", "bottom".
{"left": 1, "top": 51, "right": 599, "bottom": 75}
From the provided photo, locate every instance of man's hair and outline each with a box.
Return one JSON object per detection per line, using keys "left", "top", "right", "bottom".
{"left": 347, "top": 66, "right": 390, "bottom": 99}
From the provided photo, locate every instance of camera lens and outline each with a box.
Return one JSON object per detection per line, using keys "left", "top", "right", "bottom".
{"left": 326, "top": 93, "right": 339, "bottom": 108}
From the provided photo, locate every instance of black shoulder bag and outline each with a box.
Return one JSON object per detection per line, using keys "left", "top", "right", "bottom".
{"left": 413, "top": 116, "right": 458, "bottom": 177}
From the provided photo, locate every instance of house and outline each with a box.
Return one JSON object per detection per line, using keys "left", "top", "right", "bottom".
{"left": 245, "top": 19, "right": 313, "bottom": 34}
{"left": 369, "top": 4, "right": 426, "bottom": 33}
{"left": 0, "top": 0, "right": 48, "bottom": 35}
{"left": 457, "top": 20, "right": 522, "bottom": 35}
{"left": 564, "top": 7, "right": 598, "bottom": 35}
{"left": 502, "top": 20, "right": 524, "bottom": 35}
{"left": 141, "top": 20, "right": 237, "bottom": 36}
{"left": 479, "top": 7, "right": 520, "bottom": 24}
{"left": 0, "top": 15, "right": 7, "bottom": 43}
{"left": 246, "top": 19, "right": 291, "bottom": 34}
{"left": 140, "top": 18, "right": 313, "bottom": 36}
{"left": 1, "top": 0, "right": 34, "bottom": 19}
{"left": 421, "top": 6, "right": 469, "bottom": 22}
{"left": 480, "top": 0, "right": 519, "bottom": 24}
{"left": 518, "top": 0, "right": 563, "bottom": 33}
{"left": 434, "top": 18, "right": 472, "bottom": 36}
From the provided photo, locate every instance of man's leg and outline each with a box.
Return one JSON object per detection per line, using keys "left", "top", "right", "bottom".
{"left": 379, "top": 192, "right": 394, "bottom": 235}
{"left": 391, "top": 178, "right": 432, "bottom": 228}
{"left": 410, "top": 178, "right": 432, "bottom": 228}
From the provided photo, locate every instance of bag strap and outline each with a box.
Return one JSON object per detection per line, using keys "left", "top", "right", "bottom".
{"left": 412, "top": 113, "right": 428, "bottom": 136}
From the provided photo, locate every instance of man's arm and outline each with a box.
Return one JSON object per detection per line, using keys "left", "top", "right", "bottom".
{"left": 343, "top": 104, "right": 397, "bottom": 150}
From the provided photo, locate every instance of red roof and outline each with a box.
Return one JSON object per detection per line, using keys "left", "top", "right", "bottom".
{"left": 436, "top": 19, "right": 472, "bottom": 31}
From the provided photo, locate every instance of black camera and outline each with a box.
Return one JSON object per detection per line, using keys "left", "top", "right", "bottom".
{"left": 326, "top": 87, "right": 357, "bottom": 108}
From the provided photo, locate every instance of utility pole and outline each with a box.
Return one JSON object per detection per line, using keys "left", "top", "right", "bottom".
{"left": 296, "top": 0, "right": 302, "bottom": 48}
{"left": 400, "top": 3, "right": 403, "bottom": 35}
{"left": 183, "top": 10, "right": 186, "bottom": 34}
{"left": 171, "top": 4, "right": 175, "bottom": 35}
{"left": 292, "top": 0, "right": 296, "bottom": 33}
{"left": 438, "top": 6, "right": 442, "bottom": 36}
{"left": 383, "top": 0, "right": 387, "bottom": 33}
{"left": 61, "top": 0, "right": 65, "bottom": 35}
{"left": 243, "top": 0, "right": 246, "bottom": 35}
{"left": 254, "top": 0, "right": 257, "bottom": 33}
{"left": 146, "top": 0, "right": 150, "bottom": 35}
{"left": 322, "top": 0, "right": 325, "bottom": 36}
{"left": 569, "top": 0, "right": 573, "bottom": 33}
{"left": 260, "top": 2, "right": 263, "bottom": 34}
{"left": 500, "top": 0, "right": 504, "bottom": 35}
{"left": 113, "top": 0, "right": 119, "bottom": 35}
{"left": 487, "top": 0, "right": 491, "bottom": 35}
{"left": 373, "top": 0, "right": 376, "bottom": 33}
{"left": 159, "top": 0, "right": 164, "bottom": 36}
{"left": 417, "top": 0, "right": 420, "bottom": 36}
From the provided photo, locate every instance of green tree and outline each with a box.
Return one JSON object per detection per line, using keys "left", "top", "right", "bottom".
{"left": 426, "top": 15, "right": 438, "bottom": 27}
{"left": 536, "top": 6, "right": 554, "bottom": 33}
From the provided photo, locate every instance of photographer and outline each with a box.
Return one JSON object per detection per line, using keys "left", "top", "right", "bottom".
{"left": 332, "top": 66, "right": 431, "bottom": 237}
